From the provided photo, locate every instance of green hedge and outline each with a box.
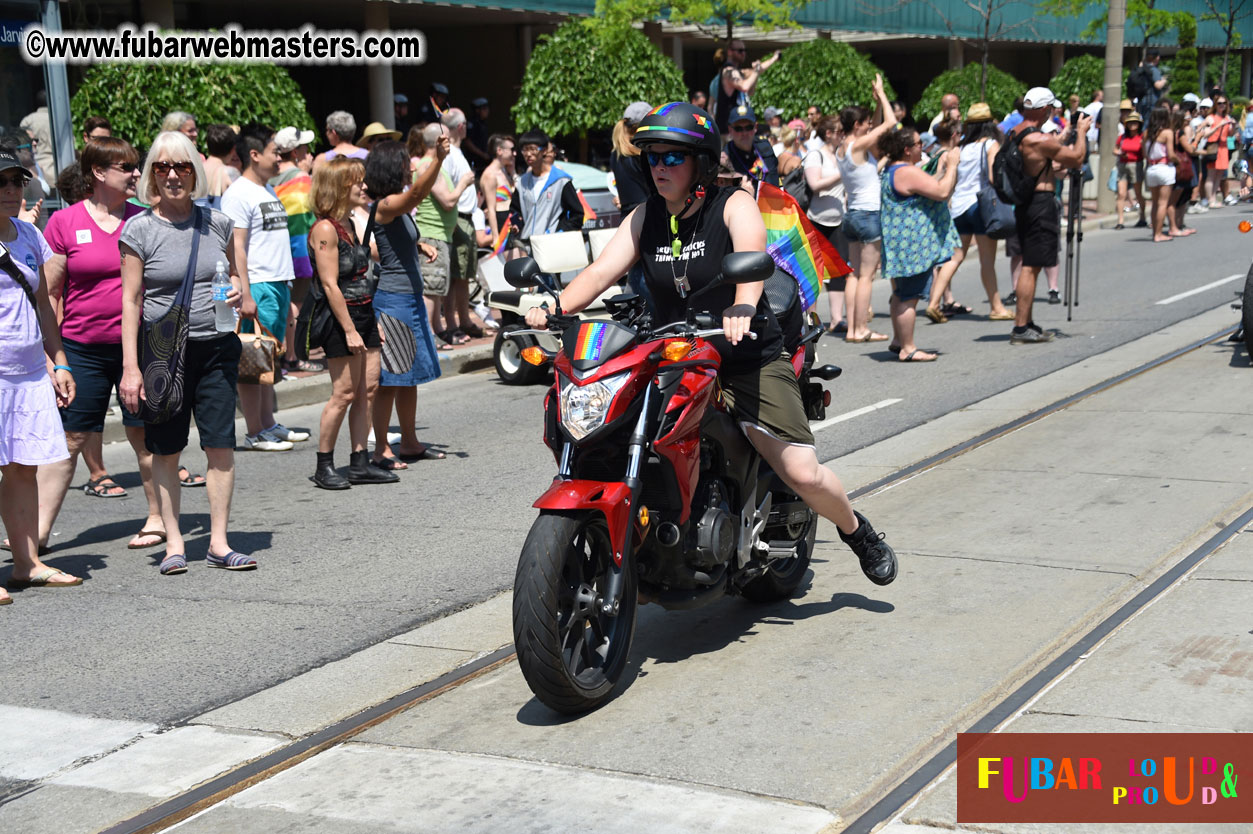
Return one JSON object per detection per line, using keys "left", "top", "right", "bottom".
{"left": 916, "top": 63, "right": 1025, "bottom": 126}
{"left": 753, "top": 40, "right": 895, "bottom": 120}
{"left": 72, "top": 63, "right": 315, "bottom": 151}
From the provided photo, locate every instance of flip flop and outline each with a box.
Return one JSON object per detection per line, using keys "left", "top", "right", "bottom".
{"left": 900, "top": 349, "right": 937, "bottom": 363}
{"left": 1, "top": 540, "right": 51, "bottom": 556}
{"left": 128, "top": 529, "right": 168, "bottom": 550}
{"left": 396, "top": 446, "right": 446, "bottom": 462}
{"left": 0, "top": 594, "right": 10, "bottom": 606}
{"left": 179, "top": 466, "right": 206, "bottom": 487}
{"left": 847, "top": 332, "right": 890, "bottom": 343}
{"left": 7, "top": 567, "right": 83, "bottom": 589}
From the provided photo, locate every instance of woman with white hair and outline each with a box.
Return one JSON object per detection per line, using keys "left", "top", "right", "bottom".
{"left": 118, "top": 131, "right": 253, "bottom": 576}
{"left": 313, "top": 111, "right": 367, "bottom": 171}
{"left": 160, "top": 111, "right": 198, "bottom": 146}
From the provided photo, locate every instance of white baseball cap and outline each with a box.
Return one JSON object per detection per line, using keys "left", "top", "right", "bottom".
{"left": 1201, "top": 97, "right": 1214, "bottom": 108}
{"left": 1183, "top": 92, "right": 1200, "bottom": 104}
{"left": 1023, "top": 87, "right": 1056, "bottom": 109}
{"left": 274, "top": 126, "right": 315, "bottom": 153}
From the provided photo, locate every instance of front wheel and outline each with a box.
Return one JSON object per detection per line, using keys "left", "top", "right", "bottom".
{"left": 1243, "top": 261, "right": 1253, "bottom": 362}
{"left": 512, "top": 512, "right": 638, "bottom": 714}
{"left": 494, "top": 324, "right": 548, "bottom": 385}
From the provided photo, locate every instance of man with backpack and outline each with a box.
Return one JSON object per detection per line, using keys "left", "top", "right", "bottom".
{"left": 1129, "top": 50, "right": 1168, "bottom": 123}
{"left": 998, "top": 87, "right": 1091, "bottom": 345}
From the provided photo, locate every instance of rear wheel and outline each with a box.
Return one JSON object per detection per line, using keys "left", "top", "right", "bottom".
{"left": 740, "top": 506, "right": 816, "bottom": 603}
{"left": 512, "top": 512, "right": 638, "bottom": 714}
{"left": 494, "top": 324, "right": 548, "bottom": 385}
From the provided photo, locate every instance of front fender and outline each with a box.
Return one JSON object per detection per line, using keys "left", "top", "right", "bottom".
{"left": 534, "top": 479, "right": 633, "bottom": 566}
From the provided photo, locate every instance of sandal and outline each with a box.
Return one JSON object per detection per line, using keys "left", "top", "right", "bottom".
{"left": 128, "top": 529, "right": 167, "bottom": 550}
{"left": 178, "top": 466, "right": 206, "bottom": 488}
{"left": 7, "top": 567, "right": 83, "bottom": 589}
{"left": 84, "top": 476, "right": 127, "bottom": 498}
{"left": 371, "top": 456, "right": 408, "bottom": 471}
{"left": 396, "top": 445, "right": 447, "bottom": 462}
{"left": 900, "top": 349, "right": 938, "bottom": 362}
{"left": 282, "top": 357, "right": 326, "bottom": 373}
{"left": 941, "top": 302, "right": 972, "bottom": 316}
{"left": 460, "top": 323, "right": 486, "bottom": 339}
{"left": 438, "top": 329, "right": 471, "bottom": 346}
{"left": 923, "top": 306, "right": 948, "bottom": 324}
{"left": 847, "top": 332, "right": 890, "bottom": 343}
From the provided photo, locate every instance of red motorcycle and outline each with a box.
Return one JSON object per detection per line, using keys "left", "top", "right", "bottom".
{"left": 504, "top": 252, "right": 842, "bottom": 714}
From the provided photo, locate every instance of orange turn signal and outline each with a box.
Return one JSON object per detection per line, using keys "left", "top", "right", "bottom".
{"left": 521, "top": 346, "right": 548, "bottom": 366}
{"left": 1241, "top": 221, "right": 1251, "bottom": 233}
{"left": 637, "top": 505, "right": 650, "bottom": 527}
{"left": 661, "top": 340, "right": 694, "bottom": 362}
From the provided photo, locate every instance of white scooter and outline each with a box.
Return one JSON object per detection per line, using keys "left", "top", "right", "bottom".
{"left": 484, "top": 229, "right": 622, "bottom": 385}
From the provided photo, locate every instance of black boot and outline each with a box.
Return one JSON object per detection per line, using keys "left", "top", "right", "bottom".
{"left": 312, "top": 452, "right": 350, "bottom": 490}
{"left": 838, "top": 511, "right": 898, "bottom": 586}
{"left": 346, "top": 450, "right": 399, "bottom": 485}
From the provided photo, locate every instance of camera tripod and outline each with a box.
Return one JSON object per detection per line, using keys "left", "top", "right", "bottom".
{"left": 1062, "top": 166, "right": 1084, "bottom": 322}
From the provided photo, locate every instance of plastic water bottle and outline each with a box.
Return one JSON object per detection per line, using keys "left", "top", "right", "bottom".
{"left": 212, "top": 260, "right": 235, "bottom": 332}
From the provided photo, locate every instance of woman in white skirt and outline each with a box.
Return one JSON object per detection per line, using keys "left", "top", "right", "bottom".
{"left": 1143, "top": 106, "right": 1178, "bottom": 244}
{"left": 0, "top": 149, "right": 80, "bottom": 603}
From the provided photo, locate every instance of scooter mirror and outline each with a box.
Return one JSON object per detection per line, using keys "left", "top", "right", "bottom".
{"left": 721, "top": 252, "right": 775, "bottom": 285}
{"left": 503, "top": 257, "right": 543, "bottom": 289}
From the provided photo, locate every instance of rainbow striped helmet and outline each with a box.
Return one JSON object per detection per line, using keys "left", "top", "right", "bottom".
{"left": 631, "top": 102, "right": 721, "bottom": 160}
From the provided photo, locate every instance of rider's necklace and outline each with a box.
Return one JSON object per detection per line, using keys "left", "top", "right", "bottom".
{"left": 668, "top": 188, "right": 706, "bottom": 299}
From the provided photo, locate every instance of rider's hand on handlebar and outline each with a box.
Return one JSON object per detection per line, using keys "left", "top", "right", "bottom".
{"left": 722, "top": 303, "right": 756, "bottom": 345}
{"left": 524, "top": 306, "right": 551, "bottom": 329}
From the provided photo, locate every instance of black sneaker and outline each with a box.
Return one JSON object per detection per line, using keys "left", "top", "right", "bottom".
{"left": 838, "top": 511, "right": 898, "bottom": 586}
{"left": 1010, "top": 326, "right": 1054, "bottom": 345}
{"left": 1003, "top": 291, "right": 1017, "bottom": 305}
{"left": 1134, "top": 219, "right": 1148, "bottom": 228}
{"left": 1048, "top": 290, "right": 1061, "bottom": 304}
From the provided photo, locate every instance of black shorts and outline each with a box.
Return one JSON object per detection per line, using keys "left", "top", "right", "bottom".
{"left": 811, "top": 221, "right": 850, "bottom": 292}
{"left": 144, "top": 334, "right": 241, "bottom": 456}
{"left": 1013, "top": 191, "right": 1060, "bottom": 269}
{"left": 323, "top": 302, "right": 382, "bottom": 359}
{"left": 59, "top": 337, "right": 144, "bottom": 432}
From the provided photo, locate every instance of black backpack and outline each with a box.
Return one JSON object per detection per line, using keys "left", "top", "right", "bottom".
{"left": 781, "top": 152, "right": 813, "bottom": 211}
{"left": 992, "top": 127, "right": 1042, "bottom": 206}
{"left": 1126, "top": 65, "right": 1153, "bottom": 100}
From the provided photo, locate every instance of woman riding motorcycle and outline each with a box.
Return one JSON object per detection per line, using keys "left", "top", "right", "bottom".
{"left": 524, "top": 102, "right": 897, "bottom": 586}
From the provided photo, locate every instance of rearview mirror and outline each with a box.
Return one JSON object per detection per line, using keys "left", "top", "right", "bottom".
{"left": 721, "top": 252, "right": 775, "bottom": 285}
{"left": 503, "top": 257, "right": 542, "bottom": 289}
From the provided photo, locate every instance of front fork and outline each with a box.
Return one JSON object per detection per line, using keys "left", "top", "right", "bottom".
{"left": 601, "top": 384, "right": 653, "bottom": 617}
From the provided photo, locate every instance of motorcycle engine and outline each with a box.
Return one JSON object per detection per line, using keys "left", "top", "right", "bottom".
{"left": 691, "top": 478, "right": 735, "bottom": 569}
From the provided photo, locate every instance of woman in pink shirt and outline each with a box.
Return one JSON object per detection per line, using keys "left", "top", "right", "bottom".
{"left": 33, "top": 138, "right": 171, "bottom": 551}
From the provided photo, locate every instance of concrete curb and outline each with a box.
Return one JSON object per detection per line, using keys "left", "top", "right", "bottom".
{"left": 100, "top": 343, "right": 495, "bottom": 445}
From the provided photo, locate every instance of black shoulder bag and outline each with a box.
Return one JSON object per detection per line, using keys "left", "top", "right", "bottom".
{"left": 138, "top": 206, "right": 203, "bottom": 424}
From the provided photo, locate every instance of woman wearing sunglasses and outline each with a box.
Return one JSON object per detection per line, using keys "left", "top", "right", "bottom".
{"left": 119, "top": 131, "right": 253, "bottom": 576}
{"left": 15, "top": 137, "right": 179, "bottom": 556}
{"left": 523, "top": 102, "right": 899, "bottom": 588}
{"left": 0, "top": 148, "right": 81, "bottom": 603}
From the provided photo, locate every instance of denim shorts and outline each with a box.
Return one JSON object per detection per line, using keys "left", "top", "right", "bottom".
{"left": 952, "top": 203, "right": 987, "bottom": 237}
{"left": 59, "top": 338, "right": 144, "bottom": 432}
{"left": 891, "top": 270, "right": 934, "bottom": 303}
{"left": 842, "top": 208, "right": 882, "bottom": 243}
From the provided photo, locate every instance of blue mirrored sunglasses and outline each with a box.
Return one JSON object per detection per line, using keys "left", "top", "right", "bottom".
{"left": 646, "top": 150, "right": 691, "bottom": 168}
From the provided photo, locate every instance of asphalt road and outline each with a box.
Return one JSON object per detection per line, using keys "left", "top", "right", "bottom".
{"left": 2, "top": 205, "right": 1250, "bottom": 730}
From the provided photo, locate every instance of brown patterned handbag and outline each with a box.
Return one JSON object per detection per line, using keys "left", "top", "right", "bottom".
{"left": 235, "top": 316, "right": 280, "bottom": 385}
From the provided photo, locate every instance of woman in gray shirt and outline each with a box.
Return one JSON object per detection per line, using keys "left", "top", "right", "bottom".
{"left": 119, "top": 131, "right": 253, "bottom": 576}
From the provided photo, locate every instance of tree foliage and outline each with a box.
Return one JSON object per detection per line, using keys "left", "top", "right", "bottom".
{"left": 1049, "top": 54, "right": 1105, "bottom": 101}
{"left": 71, "top": 63, "right": 315, "bottom": 151}
{"left": 593, "top": 0, "right": 805, "bottom": 40}
{"left": 1173, "top": 13, "right": 1201, "bottom": 97}
{"left": 512, "top": 20, "right": 685, "bottom": 138}
{"left": 915, "top": 63, "right": 1025, "bottom": 124}
{"left": 1036, "top": 0, "right": 1180, "bottom": 51}
{"left": 753, "top": 40, "right": 895, "bottom": 120}
{"left": 1200, "top": 0, "right": 1252, "bottom": 91}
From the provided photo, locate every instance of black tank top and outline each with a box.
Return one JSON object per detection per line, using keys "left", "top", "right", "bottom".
{"left": 638, "top": 185, "right": 782, "bottom": 375}
{"left": 713, "top": 64, "right": 745, "bottom": 134}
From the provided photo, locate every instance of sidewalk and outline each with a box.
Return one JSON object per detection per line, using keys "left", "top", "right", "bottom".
{"left": 6, "top": 305, "right": 1246, "bottom": 833}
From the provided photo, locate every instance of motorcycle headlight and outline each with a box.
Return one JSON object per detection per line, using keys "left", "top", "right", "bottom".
{"left": 559, "top": 370, "right": 632, "bottom": 441}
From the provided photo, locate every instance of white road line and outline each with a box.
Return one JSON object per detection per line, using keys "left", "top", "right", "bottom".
{"left": 812, "top": 398, "right": 902, "bottom": 432}
{"left": 1155, "top": 273, "right": 1244, "bottom": 305}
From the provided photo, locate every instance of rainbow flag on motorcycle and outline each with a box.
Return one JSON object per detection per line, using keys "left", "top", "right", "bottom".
{"left": 756, "top": 182, "right": 851, "bottom": 309}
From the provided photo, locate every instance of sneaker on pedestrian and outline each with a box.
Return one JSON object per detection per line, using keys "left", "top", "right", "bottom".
{"left": 1224, "top": 193, "right": 1239, "bottom": 206}
{"left": 1010, "top": 325, "right": 1054, "bottom": 345}
{"left": 267, "top": 423, "right": 309, "bottom": 443}
{"left": 1133, "top": 218, "right": 1148, "bottom": 228}
{"left": 1048, "top": 289, "right": 1061, "bottom": 304}
{"left": 244, "top": 430, "right": 294, "bottom": 451}
{"left": 1003, "top": 290, "right": 1017, "bottom": 305}
{"left": 1200, "top": 198, "right": 1210, "bottom": 208}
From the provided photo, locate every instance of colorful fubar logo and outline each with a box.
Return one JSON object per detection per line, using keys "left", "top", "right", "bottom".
{"left": 957, "top": 733, "right": 1250, "bottom": 823}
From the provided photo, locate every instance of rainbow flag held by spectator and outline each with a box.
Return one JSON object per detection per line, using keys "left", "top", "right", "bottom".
{"left": 270, "top": 169, "right": 315, "bottom": 280}
{"left": 491, "top": 216, "right": 513, "bottom": 258}
{"left": 756, "top": 182, "right": 850, "bottom": 309}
